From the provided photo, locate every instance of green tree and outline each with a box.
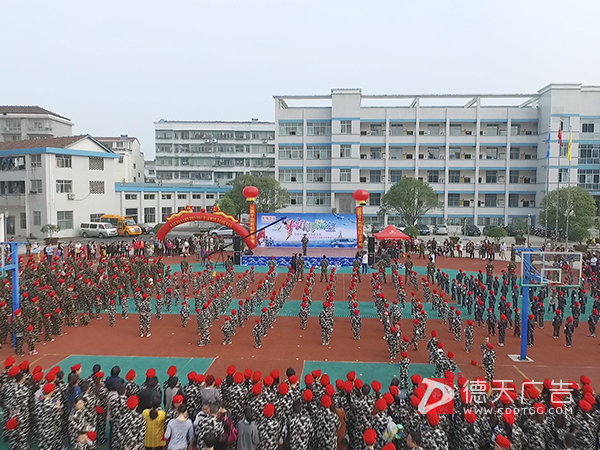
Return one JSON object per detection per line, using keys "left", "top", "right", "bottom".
{"left": 486, "top": 226, "right": 507, "bottom": 243}
{"left": 222, "top": 175, "right": 289, "bottom": 217}
{"left": 569, "top": 226, "right": 589, "bottom": 244}
{"left": 41, "top": 224, "right": 61, "bottom": 238}
{"left": 380, "top": 178, "right": 440, "bottom": 226}
{"left": 216, "top": 196, "right": 238, "bottom": 217}
{"left": 539, "top": 187, "right": 597, "bottom": 233}
{"left": 403, "top": 226, "right": 419, "bottom": 239}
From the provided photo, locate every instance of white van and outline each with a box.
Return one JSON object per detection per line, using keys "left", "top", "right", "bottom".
{"left": 80, "top": 222, "right": 118, "bottom": 238}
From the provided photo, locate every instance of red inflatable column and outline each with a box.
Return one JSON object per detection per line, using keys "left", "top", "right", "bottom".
{"left": 353, "top": 189, "right": 370, "bottom": 249}
{"left": 243, "top": 186, "right": 260, "bottom": 247}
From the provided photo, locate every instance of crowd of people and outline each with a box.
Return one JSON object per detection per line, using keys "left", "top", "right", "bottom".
{"left": 1, "top": 239, "right": 600, "bottom": 448}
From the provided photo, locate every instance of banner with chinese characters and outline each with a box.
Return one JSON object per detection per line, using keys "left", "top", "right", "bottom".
{"left": 248, "top": 203, "right": 257, "bottom": 246}
{"left": 257, "top": 213, "right": 358, "bottom": 248}
{"left": 356, "top": 206, "right": 364, "bottom": 249}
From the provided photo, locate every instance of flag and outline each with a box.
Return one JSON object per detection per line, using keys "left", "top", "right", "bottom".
{"left": 558, "top": 127, "right": 563, "bottom": 147}
{"left": 567, "top": 131, "right": 572, "bottom": 162}
{"left": 546, "top": 129, "right": 551, "bottom": 159}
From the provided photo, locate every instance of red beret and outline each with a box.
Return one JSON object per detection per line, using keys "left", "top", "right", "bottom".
{"left": 465, "top": 410, "right": 477, "bottom": 423}
{"left": 173, "top": 395, "right": 184, "bottom": 404}
{"left": 167, "top": 365, "right": 177, "bottom": 377}
{"left": 126, "top": 370, "right": 136, "bottom": 381}
{"left": 263, "top": 403, "right": 275, "bottom": 418}
{"left": 496, "top": 435, "right": 511, "bottom": 449}
{"left": 146, "top": 368, "right": 156, "bottom": 378}
{"left": 127, "top": 395, "right": 139, "bottom": 410}
{"left": 363, "top": 429, "right": 377, "bottom": 446}
{"left": 43, "top": 383, "right": 55, "bottom": 395}
{"left": 321, "top": 395, "right": 332, "bottom": 408}
{"left": 303, "top": 389, "right": 313, "bottom": 402}
{"left": 5, "top": 417, "right": 18, "bottom": 430}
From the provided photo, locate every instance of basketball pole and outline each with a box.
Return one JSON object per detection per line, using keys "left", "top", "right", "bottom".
{"left": 520, "top": 251, "right": 531, "bottom": 360}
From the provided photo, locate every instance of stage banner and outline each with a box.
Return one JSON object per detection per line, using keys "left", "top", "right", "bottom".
{"left": 356, "top": 206, "right": 364, "bottom": 249}
{"left": 257, "top": 213, "right": 358, "bottom": 248}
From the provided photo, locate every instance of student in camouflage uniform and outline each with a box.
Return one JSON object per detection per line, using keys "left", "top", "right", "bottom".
{"left": 482, "top": 343, "right": 496, "bottom": 381}
{"left": 319, "top": 303, "right": 334, "bottom": 346}
{"left": 35, "top": 383, "right": 62, "bottom": 450}
{"left": 253, "top": 318, "right": 265, "bottom": 348}
{"left": 12, "top": 309, "right": 26, "bottom": 356}
{"left": 399, "top": 351, "right": 410, "bottom": 390}
{"left": 320, "top": 256, "right": 329, "bottom": 282}
{"left": 138, "top": 293, "right": 152, "bottom": 337}
{"left": 222, "top": 316, "right": 236, "bottom": 345}
{"left": 118, "top": 395, "right": 146, "bottom": 450}
{"left": 464, "top": 320, "right": 474, "bottom": 352}
{"left": 180, "top": 300, "right": 190, "bottom": 328}
{"left": 299, "top": 302, "right": 309, "bottom": 330}
{"left": 108, "top": 299, "right": 116, "bottom": 327}
{"left": 564, "top": 315, "right": 575, "bottom": 347}
{"left": 587, "top": 308, "right": 598, "bottom": 337}
{"left": 26, "top": 324, "right": 37, "bottom": 355}
{"left": 350, "top": 308, "right": 362, "bottom": 340}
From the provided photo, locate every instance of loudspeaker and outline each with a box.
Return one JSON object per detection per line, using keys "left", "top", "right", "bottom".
{"left": 368, "top": 237, "right": 375, "bottom": 253}
{"left": 233, "top": 236, "right": 241, "bottom": 252}
{"left": 368, "top": 253, "right": 375, "bottom": 265}
{"left": 233, "top": 251, "right": 241, "bottom": 265}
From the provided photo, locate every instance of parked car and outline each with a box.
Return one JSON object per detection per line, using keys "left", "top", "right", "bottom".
{"left": 211, "top": 226, "right": 235, "bottom": 239}
{"left": 80, "top": 222, "right": 118, "bottom": 238}
{"left": 415, "top": 224, "right": 431, "bottom": 235}
{"left": 463, "top": 224, "right": 482, "bottom": 236}
{"left": 433, "top": 224, "right": 448, "bottom": 235}
{"left": 505, "top": 224, "right": 526, "bottom": 236}
{"left": 138, "top": 223, "right": 152, "bottom": 234}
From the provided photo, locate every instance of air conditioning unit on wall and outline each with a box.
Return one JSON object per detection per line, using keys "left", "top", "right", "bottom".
{"left": 67, "top": 193, "right": 75, "bottom": 200}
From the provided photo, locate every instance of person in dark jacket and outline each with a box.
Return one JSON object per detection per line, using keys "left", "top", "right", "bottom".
{"left": 139, "top": 376, "right": 161, "bottom": 412}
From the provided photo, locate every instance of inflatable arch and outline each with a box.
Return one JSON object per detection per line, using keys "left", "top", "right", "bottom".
{"left": 156, "top": 206, "right": 257, "bottom": 250}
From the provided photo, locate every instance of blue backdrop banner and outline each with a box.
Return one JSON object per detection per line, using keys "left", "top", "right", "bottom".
{"left": 257, "top": 213, "right": 358, "bottom": 248}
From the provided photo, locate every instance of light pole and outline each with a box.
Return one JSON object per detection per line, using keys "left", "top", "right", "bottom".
{"left": 527, "top": 214, "right": 531, "bottom": 247}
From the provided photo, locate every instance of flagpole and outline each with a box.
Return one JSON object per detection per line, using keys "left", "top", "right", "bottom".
{"left": 565, "top": 127, "right": 572, "bottom": 249}
{"left": 545, "top": 121, "right": 550, "bottom": 247}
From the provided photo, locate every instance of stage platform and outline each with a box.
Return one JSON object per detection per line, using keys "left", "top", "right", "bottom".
{"left": 242, "top": 246, "right": 361, "bottom": 267}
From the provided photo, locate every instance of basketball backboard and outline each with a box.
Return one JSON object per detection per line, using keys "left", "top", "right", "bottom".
{"left": 520, "top": 251, "right": 582, "bottom": 288}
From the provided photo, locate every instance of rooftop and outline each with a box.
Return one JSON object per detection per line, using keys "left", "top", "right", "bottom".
{"left": 0, "top": 105, "right": 71, "bottom": 121}
{"left": 155, "top": 119, "right": 274, "bottom": 124}
{"left": 0, "top": 135, "right": 108, "bottom": 152}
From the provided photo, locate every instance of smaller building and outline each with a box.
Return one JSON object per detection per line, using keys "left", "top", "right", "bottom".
{"left": 0, "top": 106, "right": 73, "bottom": 142}
{"left": 96, "top": 135, "right": 145, "bottom": 183}
{"left": 144, "top": 160, "right": 156, "bottom": 184}
{"left": 0, "top": 135, "right": 120, "bottom": 239}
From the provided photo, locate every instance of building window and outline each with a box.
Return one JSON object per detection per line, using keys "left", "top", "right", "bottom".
{"left": 90, "top": 213, "right": 104, "bottom": 222}
{"left": 56, "top": 180, "right": 73, "bottom": 193}
{"left": 508, "top": 194, "right": 519, "bottom": 207}
{"left": 509, "top": 170, "right": 519, "bottom": 184}
{"left": 144, "top": 207, "right": 156, "bottom": 223}
{"left": 390, "top": 170, "right": 402, "bottom": 183}
{"left": 306, "top": 192, "right": 331, "bottom": 206}
{"left": 484, "top": 194, "right": 497, "bottom": 207}
{"left": 390, "top": 124, "right": 404, "bottom": 136}
{"left": 20, "top": 212, "right": 26, "bottom": 229}
{"left": 560, "top": 117, "right": 570, "bottom": 131}
{"left": 279, "top": 169, "right": 303, "bottom": 183}
{"left": 428, "top": 171, "right": 439, "bottom": 183}
{"left": 582, "top": 123, "right": 594, "bottom": 133}
{"left": 449, "top": 170, "right": 460, "bottom": 183}
{"left": 559, "top": 168, "right": 568, "bottom": 183}
{"left": 162, "top": 194, "right": 172, "bottom": 200}
{"left": 579, "top": 144, "right": 600, "bottom": 164}
{"left": 56, "top": 155, "right": 72, "bottom": 168}
{"left": 289, "top": 192, "right": 303, "bottom": 205}
{"left": 177, "top": 194, "right": 187, "bottom": 200}
{"left": 339, "top": 169, "right": 351, "bottom": 182}
{"left": 192, "top": 194, "right": 202, "bottom": 199}
{"left": 33, "top": 211, "right": 41, "bottom": 226}
{"left": 306, "top": 146, "right": 331, "bottom": 160}
{"left": 89, "top": 181, "right": 105, "bottom": 194}
{"left": 306, "top": 169, "right": 331, "bottom": 183}
{"left": 30, "top": 154, "right": 42, "bottom": 168}
{"left": 57, "top": 211, "right": 74, "bottom": 229}
{"left": 340, "top": 120, "right": 352, "bottom": 134}
{"left": 560, "top": 143, "right": 568, "bottom": 157}
{"left": 278, "top": 121, "right": 303, "bottom": 136}
{"left": 125, "top": 194, "right": 138, "bottom": 200}
{"left": 510, "top": 148, "right": 520, "bottom": 160}
{"left": 447, "top": 194, "right": 460, "bottom": 207}
{"left": 369, "top": 170, "right": 382, "bottom": 183}
{"left": 369, "top": 193, "right": 381, "bottom": 206}
{"left": 124, "top": 209, "right": 138, "bottom": 223}
{"left": 89, "top": 157, "right": 104, "bottom": 170}
{"left": 339, "top": 144, "right": 352, "bottom": 158}
{"left": 161, "top": 207, "right": 172, "bottom": 219}
{"left": 306, "top": 121, "right": 331, "bottom": 136}
{"left": 578, "top": 169, "right": 600, "bottom": 190}
{"left": 144, "top": 194, "right": 155, "bottom": 200}
{"left": 370, "top": 148, "right": 383, "bottom": 160}
{"left": 30, "top": 179, "right": 42, "bottom": 194}
{"left": 278, "top": 146, "right": 303, "bottom": 160}
{"left": 485, "top": 171, "right": 497, "bottom": 183}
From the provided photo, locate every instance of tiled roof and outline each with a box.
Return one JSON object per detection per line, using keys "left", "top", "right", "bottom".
{"left": 96, "top": 136, "right": 138, "bottom": 142}
{"left": 0, "top": 135, "right": 87, "bottom": 151}
{"left": 0, "top": 105, "right": 71, "bottom": 121}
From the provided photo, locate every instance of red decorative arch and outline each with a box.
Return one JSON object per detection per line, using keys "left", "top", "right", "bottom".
{"left": 156, "top": 212, "right": 256, "bottom": 249}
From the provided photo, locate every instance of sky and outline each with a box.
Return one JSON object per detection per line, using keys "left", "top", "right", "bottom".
{"left": 2, "top": 0, "right": 600, "bottom": 160}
